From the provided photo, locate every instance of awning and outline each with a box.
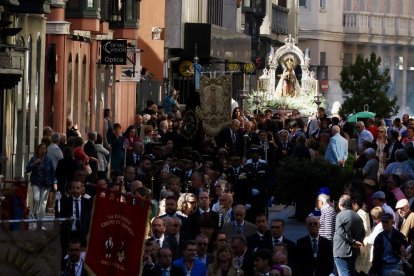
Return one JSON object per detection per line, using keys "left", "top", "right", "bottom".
{"left": 184, "top": 23, "right": 251, "bottom": 64}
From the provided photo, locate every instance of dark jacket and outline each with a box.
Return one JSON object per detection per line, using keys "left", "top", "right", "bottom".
{"left": 61, "top": 259, "right": 89, "bottom": 276}
{"left": 56, "top": 195, "right": 92, "bottom": 245}
{"left": 371, "top": 228, "right": 407, "bottom": 275}
{"left": 142, "top": 264, "right": 184, "bottom": 276}
{"left": 26, "top": 155, "right": 55, "bottom": 188}
{"left": 296, "top": 235, "right": 334, "bottom": 276}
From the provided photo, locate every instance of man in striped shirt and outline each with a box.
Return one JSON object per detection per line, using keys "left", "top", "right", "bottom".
{"left": 317, "top": 193, "right": 337, "bottom": 242}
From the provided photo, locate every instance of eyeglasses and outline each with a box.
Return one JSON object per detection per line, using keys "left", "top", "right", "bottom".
{"left": 378, "top": 131, "right": 385, "bottom": 133}
{"left": 197, "top": 242, "right": 208, "bottom": 246}
{"left": 270, "top": 225, "right": 281, "bottom": 229}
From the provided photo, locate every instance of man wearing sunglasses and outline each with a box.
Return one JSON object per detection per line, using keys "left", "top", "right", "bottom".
{"left": 297, "top": 216, "right": 334, "bottom": 276}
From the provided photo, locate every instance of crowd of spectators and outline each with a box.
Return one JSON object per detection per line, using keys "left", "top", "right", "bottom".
{"left": 26, "top": 95, "right": 414, "bottom": 275}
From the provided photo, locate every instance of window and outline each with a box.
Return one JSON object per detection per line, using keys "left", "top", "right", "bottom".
{"left": 35, "top": 36, "right": 41, "bottom": 146}
{"left": 87, "top": 0, "right": 94, "bottom": 7}
{"left": 279, "top": 0, "right": 287, "bottom": 8}
{"left": 320, "top": 52, "right": 326, "bottom": 66}
{"left": 208, "top": 0, "right": 223, "bottom": 26}
{"left": 67, "top": 53, "right": 72, "bottom": 116}
{"left": 299, "top": 0, "right": 306, "bottom": 7}
{"left": 74, "top": 54, "right": 79, "bottom": 125}
{"left": 343, "top": 53, "right": 353, "bottom": 67}
{"left": 320, "top": 0, "right": 326, "bottom": 9}
{"left": 395, "top": 56, "right": 404, "bottom": 70}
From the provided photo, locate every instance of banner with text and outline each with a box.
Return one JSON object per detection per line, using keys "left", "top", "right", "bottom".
{"left": 85, "top": 194, "right": 150, "bottom": 276}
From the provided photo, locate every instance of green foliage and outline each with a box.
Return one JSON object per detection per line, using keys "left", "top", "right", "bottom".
{"left": 339, "top": 52, "right": 399, "bottom": 118}
{"left": 275, "top": 157, "right": 354, "bottom": 220}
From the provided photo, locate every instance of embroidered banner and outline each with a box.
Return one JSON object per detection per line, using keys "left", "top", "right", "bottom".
{"left": 85, "top": 194, "right": 150, "bottom": 276}
{"left": 196, "top": 75, "right": 232, "bottom": 136}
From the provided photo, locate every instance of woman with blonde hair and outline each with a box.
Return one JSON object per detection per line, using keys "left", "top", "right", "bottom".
{"left": 375, "top": 125, "right": 388, "bottom": 175}
{"left": 177, "top": 193, "right": 197, "bottom": 217}
{"left": 207, "top": 244, "right": 244, "bottom": 276}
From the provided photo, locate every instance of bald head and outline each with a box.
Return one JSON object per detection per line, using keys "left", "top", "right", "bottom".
{"left": 332, "top": 125, "right": 340, "bottom": 134}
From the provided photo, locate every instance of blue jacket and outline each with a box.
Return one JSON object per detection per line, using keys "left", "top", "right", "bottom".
{"left": 172, "top": 257, "right": 206, "bottom": 276}
{"left": 26, "top": 156, "right": 55, "bottom": 188}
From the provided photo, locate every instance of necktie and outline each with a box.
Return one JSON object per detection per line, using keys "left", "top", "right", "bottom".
{"left": 157, "top": 239, "right": 161, "bottom": 247}
{"left": 312, "top": 238, "right": 318, "bottom": 256}
{"left": 254, "top": 163, "right": 258, "bottom": 170}
{"left": 162, "top": 268, "right": 169, "bottom": 276}
{"left": 232, "top": 131, "right": 236, "bottom": 143}
{"left": 70, "top": 263, "right": 76, "bottom": 276}
{"left": 237, "top": 224, "right": 242, "bottom": 234}
{"left": 74, "top": 200, "right": 80, "bottom": 230}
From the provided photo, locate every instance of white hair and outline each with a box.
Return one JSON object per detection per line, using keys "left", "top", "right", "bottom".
{"left": 280, "top": 265, "right": 292, "bottom": 276}
{"left": 317, "top": 193, "right": 330, "bottom": 204}
{"left": 142, "top": 114, "right": 151, "bottom": 123}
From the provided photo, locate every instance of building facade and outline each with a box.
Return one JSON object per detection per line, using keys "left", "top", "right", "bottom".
{"left": 45, "top": 0, "right": 141, "bottom": 139}
{"left": 0, "top": 1, "right": 51, "bottom": 178}
{"left": 298, "top": 0, "right": 414, "bottom": 116}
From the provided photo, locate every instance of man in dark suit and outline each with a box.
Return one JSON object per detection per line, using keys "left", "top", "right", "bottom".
{"left": 230, "top": 235, "right": 253, "bottom": 275}
{"left": 151, "top": 217, "right": 180, "bottom": 261}
{"left": 56, "top": 180, "right": 92, "bottom": 260}
{"left": 184, "top": 191, "right": 219, "bottom": 238}
{"left": 224, "top": 156, "right": 249, "bottom": 206}
{"left": 125, "top": 142, "right": 144, "bottom": 168}
{"left": 297, "top": 216, "right": 334, "bottom": 276}
{"left": 221, "top": 204, "right": 257, "bottom": 238}
{"left": 61, "top": 239, "right": 89, "bottom": 276}
{"left": 244, "top": 145, "right": 271, "bottom": 221}
{"left": 216, "top": 119, "right": 243, "bottom": 156}
{"left": 142, "top": 247, "right": 184, "bottom": 276}
{"left": 169, "top": 216, "right": 192, "bottom": 256}
{"left": 276, "top": 129, "right": 293, "bottom": 161}
{"left": 247, "top": 213, "right": 272, "bottom": 252}
{"left": 269, "top": 218, "right": 297, "bottom": 262}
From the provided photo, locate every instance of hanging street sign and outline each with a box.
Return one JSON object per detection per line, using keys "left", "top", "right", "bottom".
{"left": 101, "top": 40, "right": 127, "bottom": 65}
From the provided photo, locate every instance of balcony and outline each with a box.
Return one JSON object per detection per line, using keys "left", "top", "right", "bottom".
{"left": 271, "top": 4, "right": 288, "bottom": 35}
{"left": 108, "top": 0, "right": 140, "bottom": 39}
{"left": 0, "top": 44, "right": 26, "bottom": 89}
{"left": 343, "top": 11, "right": 414, "bottom": 43}
{"left": 9, "top": 0, "right": 51, "bottom": 13}
{"left": 65, "top": 0, "right": 101, "bottom": 32}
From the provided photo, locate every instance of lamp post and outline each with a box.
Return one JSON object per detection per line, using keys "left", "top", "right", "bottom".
{"left": 238, "top": 73, "right": 249, "bottom": 112}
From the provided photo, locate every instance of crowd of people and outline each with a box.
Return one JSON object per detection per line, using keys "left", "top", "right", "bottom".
{"left": 24, "top": 92, "right": 414, "bottom": 275}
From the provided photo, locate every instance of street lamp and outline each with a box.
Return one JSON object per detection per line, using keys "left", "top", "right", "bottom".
{"left": 314, "top": 93, "right": 322, "bottom": 111}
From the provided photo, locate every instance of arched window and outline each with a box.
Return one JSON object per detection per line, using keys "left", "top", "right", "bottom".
{"left": 25, "top": 35, "right": 32, "bottom": 151}
{"left": 81, "top": 55, "right": 88, "bottom": 133}
{"left": 35, "top": 35, "right": 41, "bottom": 146}
{"left": 67, "top": 53, "right": 73, "bottom": 117}
{"left": 74, "top": 54, "right": 79, "bottom": 124}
